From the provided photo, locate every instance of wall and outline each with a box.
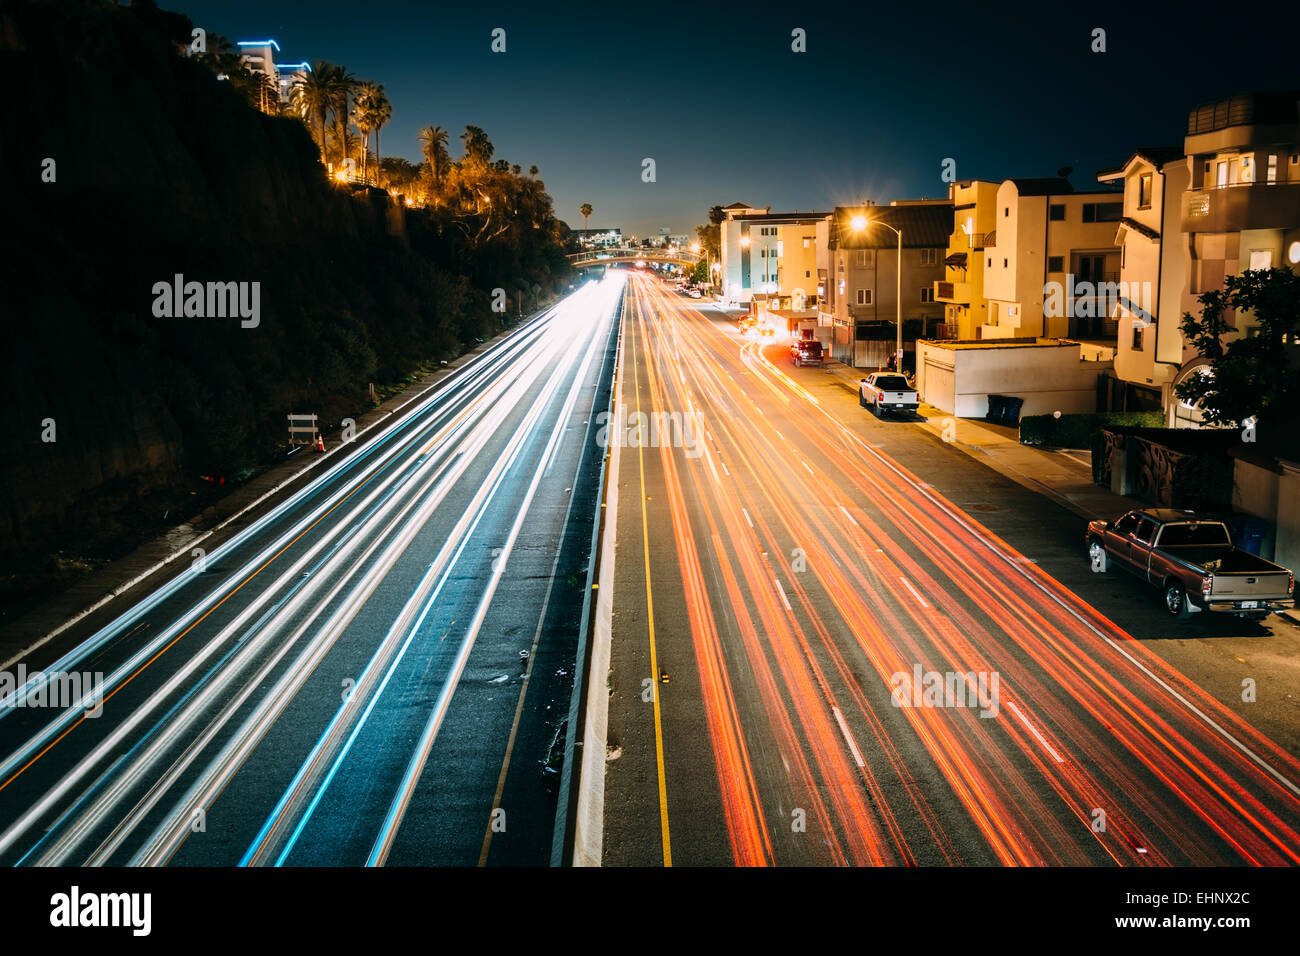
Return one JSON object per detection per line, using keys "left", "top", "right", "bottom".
{"left": 917, "top": 340, "right": 1109, "bottom": 418}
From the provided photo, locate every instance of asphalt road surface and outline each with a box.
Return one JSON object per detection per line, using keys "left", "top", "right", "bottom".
{"left": 0, "top": 278, "right": 622, "bottom": 866}
{"left": 602, "top": 270, "right": 1300, "bottom": 866}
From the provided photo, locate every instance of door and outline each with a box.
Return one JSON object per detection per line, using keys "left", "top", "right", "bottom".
{"left": 1130, "top": 517, "right": 1159, "bottom": 582}
{"left": 1105, "top": 512, "right": 1141, "bottom": 569}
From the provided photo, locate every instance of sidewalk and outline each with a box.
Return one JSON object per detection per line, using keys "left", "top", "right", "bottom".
{"left": 818, "top": 356, "right": 1144, "bottom": 523}
{"left": 817, "top": 356, "right": 1300, "bottom": 628}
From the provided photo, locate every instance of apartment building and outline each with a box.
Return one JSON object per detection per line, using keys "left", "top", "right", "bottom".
{"left": 1171, "top": 91, "right": 1300, "bottom": 425}
{"left": 824, "top": 201, "right": 952, "bottom": 367}
{"left": 980, "top": 178, "right": 1123, "bottom": 341}
{"left": 1095, "top": 148, "right": 1188, "bottom": 412}
{"left": 934, "top": 180, "right": 999, "bottom": 340}
{"left": 719, "top": 203, "right": 831, "bottom": 308}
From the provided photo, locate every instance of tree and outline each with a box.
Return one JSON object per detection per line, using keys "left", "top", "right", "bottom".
{"left": 460, "top": 125, "right": 494, "bottom": 168}
{"left": 1175, "top": 267, "right": 1300, "bottom": 430}
{"left": 579, "top": 203, "right": 592, "bottom": 239}
{"left": 291, "top": 61, "right": 342, "bottom": 154}
{"left": 417, "top": 125, "right": 450, "bottom": 191}
{"left": 354, "top": 82, "right": 390, "bottom": 181}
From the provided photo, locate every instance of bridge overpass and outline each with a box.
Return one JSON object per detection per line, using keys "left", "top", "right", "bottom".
{"left": 569, "top": 245, "right": 702, "bottom": 270}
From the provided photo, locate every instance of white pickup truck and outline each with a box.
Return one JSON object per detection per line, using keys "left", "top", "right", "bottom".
{"left": 859, "top": 373, "right": 919, "bottom": 418}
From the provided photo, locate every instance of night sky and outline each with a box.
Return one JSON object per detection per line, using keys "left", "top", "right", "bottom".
{"left": 176, "top": 0, "right": 1299, "bottom": 236}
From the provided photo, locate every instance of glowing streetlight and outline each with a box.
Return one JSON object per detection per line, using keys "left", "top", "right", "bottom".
{"left": 849, "top": 212, "right": 904, "bottom": 372}
{"left": 739, "top": 235, "right": 751, "bottom": 247}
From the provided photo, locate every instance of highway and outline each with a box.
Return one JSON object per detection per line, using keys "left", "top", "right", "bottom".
{"left": 602, "top": 270, "right": 1300, "bottom": 866}
{"left": 0, "top": 276, "right": 624, "bottom": 866}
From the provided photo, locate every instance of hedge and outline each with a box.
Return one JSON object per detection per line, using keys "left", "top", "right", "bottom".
{"left": 1019, "top": 411, "right": 1163, "bottom": 448}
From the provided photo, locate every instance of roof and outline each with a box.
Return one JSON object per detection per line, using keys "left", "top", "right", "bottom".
{"left": 1133, "top": 508, "right": 1212, "bottom": 523}
{"left": 1119, "top": 217, "right": 1160, "bottom": 241}
{"left": 1008, "top": 177, "right": 1075, "bottom": 196}
{"left": 721, "top": 201, "right": 754, "bottom": 210}
{"left": 733, "top": 211, "right": 830, "bottom": 223}
{"left": 1097, "top": 147, "right": 1185, "bottom": 179}
{"left": 832, "top": 203, "right": 953, "bottom": 248}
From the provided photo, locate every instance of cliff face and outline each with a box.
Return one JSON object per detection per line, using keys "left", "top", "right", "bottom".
{"left": 0, "top": 0, "right": 505, "bottom": 564}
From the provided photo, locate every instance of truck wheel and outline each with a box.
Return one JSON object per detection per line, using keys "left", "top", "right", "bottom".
{"left": 1164, "top": 582, "right": 1192, "bottom": 620}
{"left": 859, "top": 392, "right": 868, "bottom": 408}
{"left": 1088, "top": 540, "right": 1108, "bottom": 573}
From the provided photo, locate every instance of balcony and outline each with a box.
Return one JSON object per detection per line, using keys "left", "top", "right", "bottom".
{"left": 934, "top": 280, "right": 971, "bottom": 304}
{"left": 1181, "top": 181, "right": 1300, "bottom": 233}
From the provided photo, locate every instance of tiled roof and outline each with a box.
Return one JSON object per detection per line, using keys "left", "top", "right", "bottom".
{"left": 832, "top": 203, "right": 953, "bottom": 248}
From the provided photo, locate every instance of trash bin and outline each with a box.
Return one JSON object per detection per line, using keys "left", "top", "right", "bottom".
{"left": 1221, "top": 514, "right": 1273, "bottom": 556}
{"left": 987, "top": 394, "right": 1024, "bottom": 425}
{"left": 987, "top": 395, "right": 1006, "bottom": 422}
{"left": 1002, "top": 396, "right": 1024, "bottom": 425}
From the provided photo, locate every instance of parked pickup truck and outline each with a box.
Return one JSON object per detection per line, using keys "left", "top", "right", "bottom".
{"left": 1086, "top": 508, "right": 1295, "bottom": 619}
{"left": 859, "top": 373, "right": 919, "bottom": 417}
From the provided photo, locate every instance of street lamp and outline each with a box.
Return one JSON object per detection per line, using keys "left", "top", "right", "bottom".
{"left": 851, "top": 213, "right": 903, "bottom": 372}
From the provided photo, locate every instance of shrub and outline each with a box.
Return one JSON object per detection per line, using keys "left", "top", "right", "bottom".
{"left": 1019, "top": 411, "right": 1163, "bottom": 448}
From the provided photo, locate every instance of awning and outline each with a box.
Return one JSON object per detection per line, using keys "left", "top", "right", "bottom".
{"left": 944, "top": 252, "right": 968, "bottom": 268}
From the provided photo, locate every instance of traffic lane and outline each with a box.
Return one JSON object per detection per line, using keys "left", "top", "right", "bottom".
{"left": 160, "top": 289, "right": 620, "bottom": 866}
{"left": 629, "top": 294, "right": 1300, "bottom": 865}
{"left": 601, "top": 288, "right": 733, "bottom": 867}
{"left": 0, "top": 287, "right": 616, "bottom": 863}
{"left": 610, "top": 280, "right": 1012, "bottom": 865}
{"left": 642, "top": 307, "right": 1095, "bottom": 865}
{"left": 774, "top": 343, "right": 1300, "bottom": 758}
{"left": 0, "top": 327, "right": 576, "bottom": 865}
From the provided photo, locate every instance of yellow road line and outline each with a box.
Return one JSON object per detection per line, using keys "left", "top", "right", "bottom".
{"left": 631, "top": 282, "right": 672, "bottom": 866}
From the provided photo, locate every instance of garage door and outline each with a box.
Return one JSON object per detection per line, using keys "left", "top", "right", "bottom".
{"left": 923, "top": 359, "right": 954, "bottom": 412}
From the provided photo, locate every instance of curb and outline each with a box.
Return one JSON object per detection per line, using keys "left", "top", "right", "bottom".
{"left": 567, "top": 291, "right": 625, "bottom": 868}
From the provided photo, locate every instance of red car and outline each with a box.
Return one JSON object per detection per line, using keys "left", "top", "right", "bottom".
{"left": 791, "top": 339, "right": 824, "bottom": 367}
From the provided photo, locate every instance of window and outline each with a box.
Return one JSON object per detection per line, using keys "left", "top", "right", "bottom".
{"left": 1249, "top": 249, "right": 1273, "bottom": 271}
{"left": 1216, "top": 162, "right": 1228, "bottom": 187}
{"left": 1082, "top": 202, "right": 1122, "bottom": 222}
{"left": 804, "top": 270, "right": 811, "bottom": 278}
{"left": 803, "top": 237, "right": 811, "bottom": 248}
{"left": 1049, "top": 204, "right": 1065, "bottom": 221}
{"left": 919, "top": 248, "right": 937, "bottom": 265}
{"left": 1134, "top": 519, "right": 1157, "bottom": 544}
{"left": 1240, "top": 157, "right": 1254, "bottom": 184}
{"left": 1292, "top": 153, "right": 1299, "bottom": 165}
{"left": 1132, "top": 326, "right": 1144, "bottom": 351}
{"left": 1268, "top": 154, "right": 1279, "bottom": 183}
{"left": 856, "top": 289, "right": 872, "bottom": 305}
{"left": 1004, "top": 206, "right": 1010, "bottom": 217}
{"left": 1047, "top": 256, "right": 1064, "bottom": 272}
{"left": 1138, "top": 173, "right": 1153, "bottom": 209}
{"left": 920, "top": 287, "right": 934, "bottom": 303}
{"left": 1114, "top": 513, "right": 1139, "bottom": 536}
{"left": 987, "top": 257, "right": 992, "bottom": 268}
{"left": 1003, "top": 258, "right": 1008, "bottom": 268}
{"left": 856, "top": 249, "right": 871, "bottom": 266}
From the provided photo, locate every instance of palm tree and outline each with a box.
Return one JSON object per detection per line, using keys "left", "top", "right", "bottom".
{"left": 460, "top": 125, "right": 494, "bottom": 168}
{"left": 326, "top": 64, "right": 358, "bottom": 168}
{"left": 417, "top": 125, "right": 450, "bottom": 188}
{"left": 580, "top": 203, "right": 593, "bottom": 241}
{"left": 290, "top": 61, "right": 335, "bottom": 152}
{"left": 353, "top": 82, "right": 390, "bottom": 182}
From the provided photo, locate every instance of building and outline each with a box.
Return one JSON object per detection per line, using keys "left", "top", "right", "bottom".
{"left": 1170, "top": 91, "right": 1300, "bottom": 426}
{"left": 980, "top": 178, "right": 1123, "bottom": 341}
{"left": 1095, "top": 148, "right": 1188, "bottom": 413}
{"left": 718, "top": 203, "right": 831, "bottom": 308}
{"left": 824, "top": 201, "right": 951, "bottom": 367}
{"left": 934, "top": 180, "right": 999, "bottom": 340}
